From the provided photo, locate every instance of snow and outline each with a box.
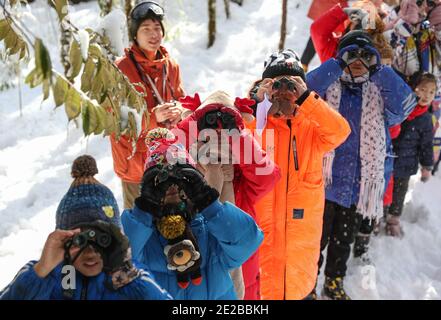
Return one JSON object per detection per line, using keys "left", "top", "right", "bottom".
{"left": 0, "top": 0, "right": 440, "bottom": 300}
{"left": 77, "top": 29, "right": 90, "bottom": 61}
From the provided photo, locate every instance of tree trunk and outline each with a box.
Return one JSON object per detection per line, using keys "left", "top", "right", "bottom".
{"left": 125, "top": 0, "right": 132, "bottom": 40}
{"left": 223, "top": 0, "right": 230, "bottom": 19}
{"left": 279, "top": 0, "right": 287, "bottom": 51}
{"left": 208, "top": 0, "right": 216, "bottom": 48}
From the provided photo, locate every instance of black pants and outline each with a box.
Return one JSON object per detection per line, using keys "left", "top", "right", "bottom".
{"left": 319, "top": 200, "right": 363, "bottom": 278}
{"left": 387, "top": 176, "right": 410, "bottom": 217}
{"left": 358, "top": 217, "right": 375, "bottom": 235}
{"left": 300, "top": 37, "right": 316, "bottom": 66}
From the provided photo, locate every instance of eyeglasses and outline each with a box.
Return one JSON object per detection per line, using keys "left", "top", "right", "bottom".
{"left": 131, "top": 1, "right": 164, "bottom": 20}
{"left": 272, "top": 77, "right": 296, "bottom": 92}
{"left": 198, "top": 110, "right": 237, "bottom": 130}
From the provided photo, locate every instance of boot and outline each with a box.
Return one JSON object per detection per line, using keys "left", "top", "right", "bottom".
{"left": 385, "top": 214, "right": 403, "bottom": 237}
{"left": 353, "top": 233, "right": 372, "bottom": 265}
{"left": 322, "top": 276, "right": 351, "bottom": 300}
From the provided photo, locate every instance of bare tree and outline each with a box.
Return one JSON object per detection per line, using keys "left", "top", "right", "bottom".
{"left": 223, "top": 0, "right": 230, "bottom": 19}
{"left": 125, "top": 0, "right": 133, "bottom": 41}
{"left": 208, "top": 0, "right": 216, "bottom": 48}
{"left": 279, "top": 0, "right": 287, "bottom": 50}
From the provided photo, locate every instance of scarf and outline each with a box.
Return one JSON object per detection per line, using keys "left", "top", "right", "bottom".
{"left": 407, "top": 104, "right": 429, "bottom": 121}
{"left": 324, "top": 72, "right": 386, "bottom": 220}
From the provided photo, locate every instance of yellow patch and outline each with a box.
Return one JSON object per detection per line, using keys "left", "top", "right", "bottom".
{"left": 102, "top": 206, "right": 114, "bottom": 219}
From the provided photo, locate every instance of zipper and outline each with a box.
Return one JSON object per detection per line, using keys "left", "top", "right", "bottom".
{"left": 80, "top": 276, "right": 89, "bottom": 300}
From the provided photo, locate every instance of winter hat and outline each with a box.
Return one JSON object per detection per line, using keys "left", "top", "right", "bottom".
{"left": 56, "top": 155, "right": 121, "bottom": 230}
{"left": 262, "top": 49, "right": 306, "bottom": 81}
{"left": 129, "top": 1, "right": 165, "bottom": 41}
{"left": 429, "top": 4, "right": 441, "bottom": 30}
{"left": 144, "top": 128, "right": 196, "bottom": 171}
{"left": 179, "top": 91, "right": 255, "bottom": 126}
{"left": 337, "top": 30, "right": 373, "bottom": 51}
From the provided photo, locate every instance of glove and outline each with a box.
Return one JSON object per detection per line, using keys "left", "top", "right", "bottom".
{"left": 135, "top": 166, "right": 166, "bottom": 218}
{"left": 337, "top": 44, "right": 361, "bottom": 69}
{"left": 343, "top": 7, "right": 369, "bottom": 27}
{"left": 179, "top": 166, "right": 220, "bottom": 212}
{"left": 93, "top": 222, "right": 141, "bottom": 290}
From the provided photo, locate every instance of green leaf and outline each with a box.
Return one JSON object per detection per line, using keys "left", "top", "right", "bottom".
{"left": 0, "top": 19, "right": 10, "bottom": 41}
{"left": 34, "top": 39, "right": 52, "bottom": 79}
{"left": 90, "top": 60, "right": 103, "bottom": 99}
{"left": 48, "top": 0, "right": 68, "bottom": 21}
{"left": 88, "top": 43, "right": 103, "bottom": 58}
{"left": 80, "top": 57, "right": 96, "bottom": 93}
{"left": 68, "top": 39, "right": 82, "bottom": 81}
{"left": 4, "top": 30, "right": 18, "bottom": 52}
{"left": 52, "top": 75, "right": 68, "bottom": 107}
{"left": 25, "top": 69, "right": 44, "bottom": 88}
{"left": 64, "top": 87, "right": 81, "bottom": 121}
{"left": 94, "top": 105, "right": 107, "bottom": 135}
{"left": 42, "top": 79, "right": 51, "bottom": 101}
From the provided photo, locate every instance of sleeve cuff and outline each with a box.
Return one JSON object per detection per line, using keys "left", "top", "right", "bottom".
{"left": 295, "top": 90, "right": 311, "bottom": 106}
{"left": 297, "top": 91, "right": 321, "bottom": 115}
{"left": 201, "top": 200, "right": 223, "bottom": 221}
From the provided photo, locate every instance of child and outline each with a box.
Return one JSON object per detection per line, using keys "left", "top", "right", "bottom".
{"left": 177, "top": 91, "right": 281, "bottom": 300}
{"left": 385, "top": 73, "right": 435, "bottom": 237}
{"left": 110, "top": 1, "right": 186, "bottom": 210}
{"left": 0, "top": 155, "right": 171, "bottom": 300}
{"left": 307, "top": 30, "right": 416, "bottom": 299}
{"left": 121, "top": 128, "right": 264, "bottom": 300}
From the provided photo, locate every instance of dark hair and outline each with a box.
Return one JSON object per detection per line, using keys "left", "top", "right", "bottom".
{"left": 129, "top": 11, "right": 164, "bottom": 41}
{"left": 412, "top": 72, "right": 438, "bottom": 89}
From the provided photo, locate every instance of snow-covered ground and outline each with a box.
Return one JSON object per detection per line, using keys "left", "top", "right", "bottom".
{"left": 0, "top": 0, "right": 440, "bottom": 299}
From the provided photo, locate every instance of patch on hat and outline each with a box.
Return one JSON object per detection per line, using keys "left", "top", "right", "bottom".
{"left": 103, "top": 206, "right": 115, "bottom": 219}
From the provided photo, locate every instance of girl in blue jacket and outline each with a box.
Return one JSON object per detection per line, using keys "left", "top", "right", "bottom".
{"left": 122, "top": 128, "right": 264, "bottom": 300}
{"left": 0, "top": 155, "right": 171, "bottom": 300}
{"left": 306, "top": 30, "right": 417, "bottom": 300}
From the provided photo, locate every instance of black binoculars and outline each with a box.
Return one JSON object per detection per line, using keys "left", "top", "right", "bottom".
{"left": 417, "top": 0, "right": 435, "bottom": 7}
{"left": 155, "top": 164, "right": 187, "bottom": 185}
{"left": 198, "top": 110, "right": 237, "bottom": 131}
{"left": 272, "top": 77, "right": 296, "bottom": 92}
{"left": 71, "top": 228, "right": 112, "bottom": 249}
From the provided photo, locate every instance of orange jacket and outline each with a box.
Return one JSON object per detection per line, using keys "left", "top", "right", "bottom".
{"left": 111, "top": 45, "right": 185, "bottom": 183}
{"left": 250, "top": 92, "right": 350, "bottom": 300}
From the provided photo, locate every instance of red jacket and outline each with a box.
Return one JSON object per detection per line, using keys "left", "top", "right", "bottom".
{"left": 177, "top": 100, "right": 281, "bottom": 300}
{"left": 311, "top": 4, "right": 349, "bottom": 63}
{"left": 308, "top": 0, "right": 348, "bottom": 21}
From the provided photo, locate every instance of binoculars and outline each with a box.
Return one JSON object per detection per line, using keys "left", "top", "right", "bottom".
{"left": 71, "top": 228, "right": 112, "bottom": 249}
{"left": 198, "top": 110, "right": 237, "bottom": 131}
{"left": 417, "top": 0, "right": 436, "bottom": 7}
{"left": 272, "top": 77, "right": 296, "bottom": 92}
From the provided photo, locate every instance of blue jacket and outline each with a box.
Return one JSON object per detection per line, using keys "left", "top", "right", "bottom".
{"left": 393, "top": 111, "right": 434, "bottom": 178}
{"left": 307, "top": 59, "right": 417, "bottom": 208}
{"left": 0, "top": 260, "right": 172, "bottom": 300}
{"left": 121, "top": 200, "right": 264, "bottom": 300}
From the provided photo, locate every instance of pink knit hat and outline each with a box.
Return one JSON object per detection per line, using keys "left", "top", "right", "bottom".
{"left": 144, "top": 128, "right": 196, "bottom": 171}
